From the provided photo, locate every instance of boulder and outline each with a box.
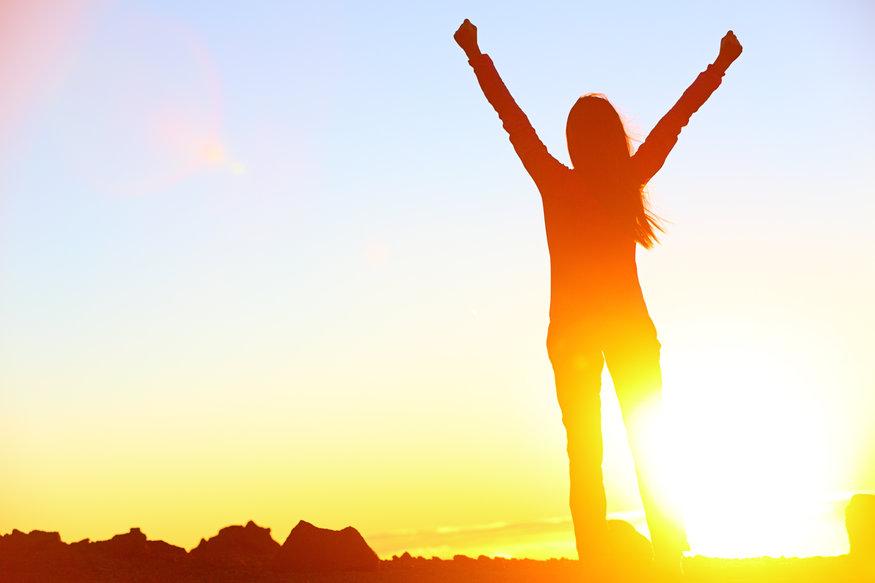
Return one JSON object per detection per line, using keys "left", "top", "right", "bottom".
{"left": 605, "top": 520, "right": 653, "bottom": 566}
{"left": 846, "top": 493, "right": 875, "bottom": 559}
{"left": 277, "top": 520, "right": 379, "bottom": 572}
{"left": 576, "top": 520, "right": 654, "bottom": 578}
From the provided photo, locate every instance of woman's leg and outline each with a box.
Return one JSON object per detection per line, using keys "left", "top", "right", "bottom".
{"left": 604, "top": 334, "right": 689, "bottom": 564}
{"left": 548, "top": 333, "right": 607, "bottom": 560}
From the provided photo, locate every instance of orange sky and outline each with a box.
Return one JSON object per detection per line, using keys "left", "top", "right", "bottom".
{"left": 1, "top": 0, "right": 873, "bottom": 559}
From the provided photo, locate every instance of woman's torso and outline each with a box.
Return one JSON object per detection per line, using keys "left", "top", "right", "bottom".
{"left": 539, "top": 166, "right": 656, "bottom": 344}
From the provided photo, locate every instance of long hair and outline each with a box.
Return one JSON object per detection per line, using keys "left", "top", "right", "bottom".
{"left": 566, "top": 94, "right": 661, "bottom": 248}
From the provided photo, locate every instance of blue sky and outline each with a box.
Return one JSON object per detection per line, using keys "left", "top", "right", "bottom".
{"left": 1, "top": 0, "right": 873, "bottom": 557}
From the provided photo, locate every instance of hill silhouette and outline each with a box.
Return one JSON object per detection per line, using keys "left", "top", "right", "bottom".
{"left": 190, "top": 520, "right": 280, "bottom": 568}
{"left": 0, "top": 519, "right": 377, "bottom": 582}
{"left": 1, "top": 501, "right": 873, "bottom": 582}
{"left": 278, "top": 520, "right": 380, "bottom": 572}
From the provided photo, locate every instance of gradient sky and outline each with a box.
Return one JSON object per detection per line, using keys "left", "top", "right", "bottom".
{"left": 1, "top": 0, "right": 873, "bottom": 559}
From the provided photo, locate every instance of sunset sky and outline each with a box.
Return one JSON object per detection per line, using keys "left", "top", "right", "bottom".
{"left": 1, "top": 0, "right": 873, "bottom": 560}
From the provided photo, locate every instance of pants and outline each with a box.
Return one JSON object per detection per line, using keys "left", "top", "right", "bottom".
{"left": 547, "top": 322, "right": 688, "bottom": 561}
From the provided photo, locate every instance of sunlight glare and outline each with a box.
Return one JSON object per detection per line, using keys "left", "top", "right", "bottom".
{"left": 658, "top": 341, "right": 836, "bottom": 557}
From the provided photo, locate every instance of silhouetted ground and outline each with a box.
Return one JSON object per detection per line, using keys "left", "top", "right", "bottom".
{"left": 2, "top": 499, "right": 874, "bottom": 582}
{"left": 1, "top": 552, "right": 870, "bottom": 582}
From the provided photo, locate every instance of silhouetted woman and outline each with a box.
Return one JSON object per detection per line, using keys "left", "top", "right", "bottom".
{"left": 454, "top": 19, "right": 742, "bottom": 571}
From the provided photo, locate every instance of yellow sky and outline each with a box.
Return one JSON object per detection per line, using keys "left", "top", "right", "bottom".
{"left": 1, "top": 0, "right": 873, "bottom": 560}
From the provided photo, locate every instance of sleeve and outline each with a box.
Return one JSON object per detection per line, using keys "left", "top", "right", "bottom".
{"left": 467, "top": 52, "right": 561, "bottom": 186}
{"left": 632, "top": 63, "right": 727, "bottom": 185}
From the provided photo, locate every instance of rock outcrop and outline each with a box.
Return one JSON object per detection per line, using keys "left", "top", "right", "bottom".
{"left": 0, "top": 529, "right": 71, "bottom": 575}
{"left": 190, "top": 520, "right": 280, "bottom": 568}
{"left": 277, "top": 519, "right": 379, "bottom": 571}
{"left": 0, "top": 526, "right": 186, "bottom": 581}
{"left": 87, "top": 527, "right": 186, "bottom": 562}
{"left": 605, "top": 519, "right": 653, "bottom": 565}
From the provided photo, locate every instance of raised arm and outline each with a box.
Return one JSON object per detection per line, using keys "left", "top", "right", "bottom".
{"left": 632, "top": 31, "right": 743, "bottom": 185}
{"left": 454, "top": 19, "right": 560, "bottom": 185}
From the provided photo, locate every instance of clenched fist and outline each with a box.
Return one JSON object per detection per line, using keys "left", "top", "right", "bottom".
{"left": 454, "top": 19, "right": 481, "bottom": 59}
{"left": 716, "top": 30, "right": 743, "bottom": 69}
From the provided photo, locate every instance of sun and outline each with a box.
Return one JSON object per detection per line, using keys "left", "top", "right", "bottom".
{"left": 651, "top": 342, "right": 841, "bottom": 557}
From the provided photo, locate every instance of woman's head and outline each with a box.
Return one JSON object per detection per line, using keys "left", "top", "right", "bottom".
{"left": 566, "top": 94, "right": 660, "bottom": 247}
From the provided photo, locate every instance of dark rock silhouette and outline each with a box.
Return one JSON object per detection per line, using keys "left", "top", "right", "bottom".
{"left": 847, "top": 493, "right": 875, "bottom": 559}
{"left": 0, "top": 528, "right": 65, "bottom": 554}
{"left": 0, "top": 529, "right": 71, "bottom": 576}
{"left": 0, "top": 526, "right": 187, "bottom": 582}
{"left": 277, "top": 519, "right": 379, "bottom": 572}
{"left": 190, "top": 520, "right": 280, "bottom": 568}
{"left": 1, "top": 512, "right": 872, "bottom": 582}
{"left": 87, "top": 527, "right": 186, "bottom": 561}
